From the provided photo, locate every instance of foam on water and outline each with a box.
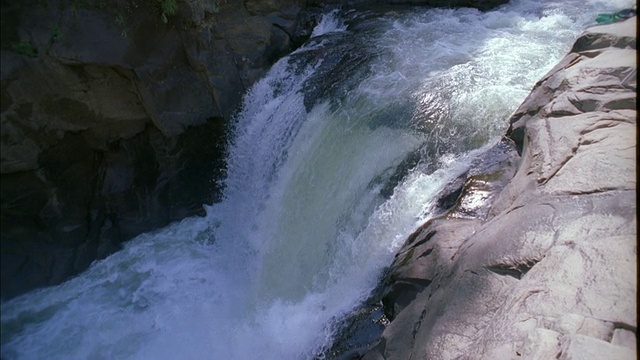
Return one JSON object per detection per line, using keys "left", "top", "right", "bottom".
{"left": 2, "top": 1, "right": 634, "bottom": 359}
{"left": 311, "top": 9, "right": 348, "bottom": 37}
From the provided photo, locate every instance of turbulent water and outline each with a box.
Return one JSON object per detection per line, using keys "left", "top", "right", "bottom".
{"left": 1, "top": 1, "right": 633, "bottom": 359}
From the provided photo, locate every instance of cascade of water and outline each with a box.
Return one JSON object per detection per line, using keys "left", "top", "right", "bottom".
{"left": 1, "top": 0, "right": 633, "bottom": 359}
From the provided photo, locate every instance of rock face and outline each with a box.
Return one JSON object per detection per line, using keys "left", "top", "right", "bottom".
{"left": 0, "top": 0, "right": 316, "bottom": 300}
{"left": 363, "top": 17, "right": 637, "bottom": 360}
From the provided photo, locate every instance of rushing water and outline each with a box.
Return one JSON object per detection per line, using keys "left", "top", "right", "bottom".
{"left": 1, "top": 1, "right": 633, "bottom": 359}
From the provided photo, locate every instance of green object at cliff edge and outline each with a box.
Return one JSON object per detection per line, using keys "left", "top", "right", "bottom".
{"left": 595, "top": 8, "right": 637, "bottom": 24}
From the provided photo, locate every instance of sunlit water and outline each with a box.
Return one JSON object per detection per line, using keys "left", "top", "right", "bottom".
{"left": 1, "top": 1, "right": 633, "bottom": 358}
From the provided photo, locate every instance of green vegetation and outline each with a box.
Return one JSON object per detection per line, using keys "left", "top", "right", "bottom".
{"left": 114, "top": 13, "right": 126, "bottom": 26}
{"left": 11, "top": 40, "right": 38, "bottom": 57}
{"left": 70, "top": 2, "right": 79, "bottom": 15}
{"left": 114, "top": 12, "right": 128, "bottom": 38}
{"left": 157, "top": 0, "right": 179, "bottom": 23}
{"left": 49, "top": 25, "right": 61, "bottom": 42}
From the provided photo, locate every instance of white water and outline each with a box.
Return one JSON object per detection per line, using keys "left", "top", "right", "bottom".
{"left": 1, "top": 1, "right": 633, "bottom": 359}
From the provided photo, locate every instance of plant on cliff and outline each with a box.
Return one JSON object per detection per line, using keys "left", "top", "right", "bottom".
{"left": 10, "top": 40, "right": 37, "bottom": 57}
{"left": 49, "top": 24, "right": 61, "bottom": 43}
{"left": 157, "top": 0, "right": 178, "bottom": 23}
{"left": 114, "top": 12, "right": 129, "bottom": 38}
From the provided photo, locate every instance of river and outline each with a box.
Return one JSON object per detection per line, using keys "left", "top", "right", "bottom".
{"left": 1, "top": 0, "right": 632, "bottom": 358}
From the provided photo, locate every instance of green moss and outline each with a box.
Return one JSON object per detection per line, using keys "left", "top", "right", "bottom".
{"left": 49, "top": 25, "right": 61, "bottom": 43}
{"left": 158, "top": 0, "right": 178, "bottom": 23}
{"left": 11, "top": 40, "right": 38, "bottom": 57}
{"left": 115, "top": 13, "right": 126, "bottom": 26}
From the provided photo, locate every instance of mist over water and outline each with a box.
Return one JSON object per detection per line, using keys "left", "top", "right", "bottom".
{"left": 2, "top": 1, "right": 633, "bottom": 359}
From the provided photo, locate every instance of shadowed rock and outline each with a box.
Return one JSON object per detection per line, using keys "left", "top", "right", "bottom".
{"left": 0, "top": 0, "right": 310, "bottom": 299}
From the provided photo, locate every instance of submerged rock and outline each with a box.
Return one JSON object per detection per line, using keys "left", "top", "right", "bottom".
{"left": 361, "top": 17, "right": 637, "bottom": 360}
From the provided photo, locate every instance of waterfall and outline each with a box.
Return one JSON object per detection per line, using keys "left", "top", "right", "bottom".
{"left": 1, "top": 0, "right": 633, "bottom": 359}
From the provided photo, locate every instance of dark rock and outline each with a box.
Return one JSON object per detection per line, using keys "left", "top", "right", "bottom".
{"left": 0, "top": 118, "right": 226, "bottom": 299}
{"left": 0, "top": 0, "right": 295, "bottom": 299}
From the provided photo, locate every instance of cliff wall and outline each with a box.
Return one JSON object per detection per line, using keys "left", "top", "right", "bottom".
{"left": 362, "top": 16, "right": 637, "bottom": 360}
{"left": 0, "top": 0, "right": 318, "bottom": 299}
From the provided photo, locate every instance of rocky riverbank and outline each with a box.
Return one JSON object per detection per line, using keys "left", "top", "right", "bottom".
{"left": 358, "top": 16, "right": 637, "bottom": 360}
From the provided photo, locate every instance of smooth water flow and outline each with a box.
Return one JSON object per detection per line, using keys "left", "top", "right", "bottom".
{"left": 2, "top": 1, "right": 632, "bottom": 358}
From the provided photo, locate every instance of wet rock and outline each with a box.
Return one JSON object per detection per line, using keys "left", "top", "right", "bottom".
{"left": 0, "top": 119, "right": 227, "bottom": 299}
{"left": 363, "top": 17, "right": 637, "bottom": 360}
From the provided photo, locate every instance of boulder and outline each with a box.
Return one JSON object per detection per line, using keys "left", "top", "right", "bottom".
{"left": 363, "top": 17, "right": 637, "bottom": 360}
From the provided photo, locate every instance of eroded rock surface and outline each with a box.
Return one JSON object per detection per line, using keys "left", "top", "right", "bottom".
{"left": 363, "top": 17, "right": 637, "bottom": 360}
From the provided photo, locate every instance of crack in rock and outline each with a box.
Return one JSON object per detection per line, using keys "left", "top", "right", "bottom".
{"left": 485, "top": 258, "right": 543, "bottom": 280}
